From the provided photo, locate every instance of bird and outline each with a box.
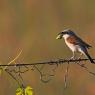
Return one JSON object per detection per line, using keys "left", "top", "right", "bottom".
{"left": 56, "top": 29, "right": 94, "bottom": 63}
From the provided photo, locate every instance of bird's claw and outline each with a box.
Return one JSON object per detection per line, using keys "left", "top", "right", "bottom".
{"left": 69, "top": 57, "right": 76, "bottom": 61}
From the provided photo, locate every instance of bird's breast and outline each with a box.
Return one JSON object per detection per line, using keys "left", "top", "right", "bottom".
{"left": 65, "top": 39, "right": 78, "bottom": 52}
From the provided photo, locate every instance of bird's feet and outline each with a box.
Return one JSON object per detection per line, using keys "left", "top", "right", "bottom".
{"left": 69, "top": 56, "right": 76, "bottom": 60}
{"left": 77, "top": 56, "right": 82, "bottom": 60}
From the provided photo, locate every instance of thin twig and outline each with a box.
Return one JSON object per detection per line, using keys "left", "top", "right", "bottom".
{"left": 34, "top": 65, "right": 52, "bottom": 83}
{"left": 5, "top": 69, "right": 22, "bottom": 87}
{"left": 3, "top": 49, "right": 22, "bottom": 70}
{"left": 64, "top": 62, "right": 70, "bottom": 89}
{"left": 77, "top": 62, "right": 95, "bottom": 76}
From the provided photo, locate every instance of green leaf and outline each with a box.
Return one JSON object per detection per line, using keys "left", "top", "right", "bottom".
{"left": 25, "top": 86, "right": 33, "bottom": 95}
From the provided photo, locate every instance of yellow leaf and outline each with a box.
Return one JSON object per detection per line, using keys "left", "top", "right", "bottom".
{"left": 0, "top": 62, "right": 3, "bottom": 76}
{"left": 25, "top": 86, "right": 33, "bottom": 95}
{"left": 0, "top": 68, "right": 2, "bottom": 75}
{"left": 16, "top": 87, "right": 24, "bottom": 95}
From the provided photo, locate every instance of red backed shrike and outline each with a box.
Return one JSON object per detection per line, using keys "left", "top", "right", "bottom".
{"left": 56, "top": 29, "right": 94, "bottom": 63}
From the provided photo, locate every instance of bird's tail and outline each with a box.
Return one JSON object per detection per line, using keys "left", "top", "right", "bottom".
{"left": 85, "top": 52, "right": 94, "bottom": 64}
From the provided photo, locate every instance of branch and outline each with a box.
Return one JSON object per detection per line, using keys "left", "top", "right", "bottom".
{"left": 1, "top": 58, "right": 95, "bottom": 89}
{"left": 0, "top": 58, "right": 94, "bottom": 67}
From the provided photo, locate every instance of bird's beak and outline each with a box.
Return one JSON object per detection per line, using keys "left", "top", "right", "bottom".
{"left": 56, "top": 34, "right": 62, "bottom": 39}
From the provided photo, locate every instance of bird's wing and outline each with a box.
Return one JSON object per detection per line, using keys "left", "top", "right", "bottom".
{"left": 77, "top": 36, "right": 92, "bottom": 48}
{"left": 66, "top": 36, "right": 92, "bottom": 48}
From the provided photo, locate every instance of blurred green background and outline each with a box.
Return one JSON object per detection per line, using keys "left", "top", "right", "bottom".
{"left": 0, "top": 0, "right": 95, "bottom": 95}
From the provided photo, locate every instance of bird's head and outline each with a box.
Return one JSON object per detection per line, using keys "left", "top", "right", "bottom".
{"left": 56, "top": 29, "right": 75, "bottom": 39}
